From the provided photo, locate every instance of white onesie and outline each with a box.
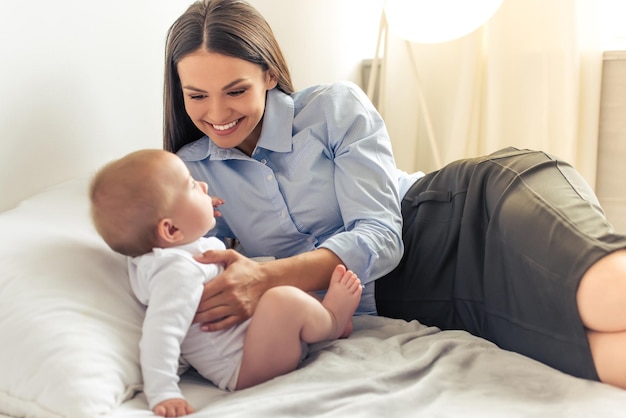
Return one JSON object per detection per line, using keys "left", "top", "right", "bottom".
{"left": 128, "top": 237, "right": 250, "bottom": 409}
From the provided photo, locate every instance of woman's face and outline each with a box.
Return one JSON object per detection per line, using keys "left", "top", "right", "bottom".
{"left": 177, "top": 50, "right": 277, "bottom": 156}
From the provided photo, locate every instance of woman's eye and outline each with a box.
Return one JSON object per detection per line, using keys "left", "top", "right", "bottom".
{"left": 228, "top": 89, "right": 245, "bottom": 97}
{"left": 189, "top": 94, "right": 205, "bottom": 100}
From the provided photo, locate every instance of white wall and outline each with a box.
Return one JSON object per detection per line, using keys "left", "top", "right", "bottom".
{"left": 250, "top": 1, "right": 382, "bottom": 90}
{"left": 0, "top": 0, "right": 382, "bottom": 212}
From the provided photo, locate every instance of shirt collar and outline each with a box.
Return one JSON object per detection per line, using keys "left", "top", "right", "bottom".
{"left": 256, "top": 88, "right": 294, "bottom": 153}
{"left": 177, "top": 88, "right": 294, "bottom": 162}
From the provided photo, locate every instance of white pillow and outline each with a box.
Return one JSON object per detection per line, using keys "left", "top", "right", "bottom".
{"left": 0, "top": 178, "right": 144, "bottom": 418}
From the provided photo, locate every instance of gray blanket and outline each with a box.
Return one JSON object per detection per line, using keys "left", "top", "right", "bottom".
{"left": 119, "top": 316, "right": 626, "bottom": 417}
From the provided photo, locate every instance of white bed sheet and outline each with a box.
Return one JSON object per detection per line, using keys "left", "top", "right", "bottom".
{"left": 2, "top": 178, "right": 626, "bottom": 418}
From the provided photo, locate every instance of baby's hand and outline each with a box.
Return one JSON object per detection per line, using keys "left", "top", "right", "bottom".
{"left": 211, "top": 196, "right": 225, "bottom": 217}
{"left": 153, "top": 398, "right": 195, "bottom": 417}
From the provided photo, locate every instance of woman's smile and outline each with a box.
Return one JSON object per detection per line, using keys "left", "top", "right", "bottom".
{"left": 210, "top": 118, "right": 242, "bottom": 134}
{"left": 212, "top": 119, "right": 240, "bottom": 131}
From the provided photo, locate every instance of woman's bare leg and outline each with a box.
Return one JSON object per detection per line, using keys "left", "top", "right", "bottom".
{"left": 236, "top": 265, "right": 362, "bottom": 390}
{"left": 577, "top": 249, "right": 626, "bottom": 388}
{"left": 587, "top": 330, "right": 626, "bottom": 388}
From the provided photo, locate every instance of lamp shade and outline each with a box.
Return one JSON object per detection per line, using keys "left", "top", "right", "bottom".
{"left": 384, "top": 0, "right": 503, "bottom": 44}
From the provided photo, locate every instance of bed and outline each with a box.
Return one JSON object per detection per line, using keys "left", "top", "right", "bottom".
{"left": 2, "top": 177, "right": 626, "bottom": 418}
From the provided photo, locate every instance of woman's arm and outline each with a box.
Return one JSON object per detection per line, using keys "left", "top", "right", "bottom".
{"left": 193, "top": 247, "right": 341, "bottom": 331}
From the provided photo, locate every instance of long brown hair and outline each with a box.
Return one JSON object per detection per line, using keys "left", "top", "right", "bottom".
{"left": 163, "top": 0, "right": 294, "bottom": 153}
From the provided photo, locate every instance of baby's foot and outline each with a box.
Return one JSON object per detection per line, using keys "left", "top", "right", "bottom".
{"left": 321, "top": 264, "right": 362, "bottom": 339}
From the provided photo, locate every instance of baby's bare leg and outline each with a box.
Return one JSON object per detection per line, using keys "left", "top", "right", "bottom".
{"left": 303, "top": 264, "right": 362, "bottom": 341}
{"left": 236, "top": 265, "right": 362, "bottom": 390}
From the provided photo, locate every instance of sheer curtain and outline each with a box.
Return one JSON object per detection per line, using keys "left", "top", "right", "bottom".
{"left": 380, "top": 0, "right": 602, "bottom": 187}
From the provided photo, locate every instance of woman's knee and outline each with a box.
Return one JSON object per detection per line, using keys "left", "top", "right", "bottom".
{"left": 577, "top": 250, "right": 626, "bottom": 332}
{"left": 587, "top": 329, "right": 626, "bottom": 389}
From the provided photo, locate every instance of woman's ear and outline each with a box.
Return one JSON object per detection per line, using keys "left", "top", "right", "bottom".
{"left": 157, "top": 218, "right": 184, "bottom": 244}
{"left": 265, "top": 71, "right": 278, "bottom": 90}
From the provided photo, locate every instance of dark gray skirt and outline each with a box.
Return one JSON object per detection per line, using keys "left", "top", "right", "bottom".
{"left": 376, "top": 147, "right": 626, "bottom": 380}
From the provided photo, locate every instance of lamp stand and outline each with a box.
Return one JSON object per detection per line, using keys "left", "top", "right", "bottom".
{"left": 366, "top": 8, "right": 443, "bottom": 169}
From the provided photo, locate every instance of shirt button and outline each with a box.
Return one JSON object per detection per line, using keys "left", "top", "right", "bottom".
{"left": 281, "top": 210, "right": 286, "bottom": 218}
{"left": 267, "top": 174, "right": 274, "bottom": 181}
{"left": 261, "top": 159, "right": 267, "bottom": 164}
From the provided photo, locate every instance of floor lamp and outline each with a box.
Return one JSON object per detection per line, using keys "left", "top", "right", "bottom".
{"left": 366, "top": 0, "right": 503, "bottom": 169}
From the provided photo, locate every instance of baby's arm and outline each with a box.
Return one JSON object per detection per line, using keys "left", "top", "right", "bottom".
{"left": 135, "top": 255, "right": 207, "bottom": 414}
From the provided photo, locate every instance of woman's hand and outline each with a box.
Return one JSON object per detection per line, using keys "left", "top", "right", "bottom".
{"left": 194, "top": 247, "right": 343, "bottom": 332}
{"left": 193, "top": 249, "right": 267, "bottom": 331}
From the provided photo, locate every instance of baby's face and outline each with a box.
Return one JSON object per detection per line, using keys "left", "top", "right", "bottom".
{"left": 166, "top": 154, "right": 217, "bottom": 241}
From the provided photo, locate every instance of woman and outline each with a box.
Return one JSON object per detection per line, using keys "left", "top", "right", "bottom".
{"left": 163, "top": 0, "right": 626, "bottom": 389}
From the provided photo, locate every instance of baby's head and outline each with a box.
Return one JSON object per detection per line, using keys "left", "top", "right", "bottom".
{"left": 90, "top": 149, "right": 215, "bottom": 257}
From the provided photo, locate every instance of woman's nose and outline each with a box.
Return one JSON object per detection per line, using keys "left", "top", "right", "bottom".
{"left": 199, "top": 181, "right": 209, "bottom": 193}
{"left": 203, "top": 97, "right": 230, "bottom": 123}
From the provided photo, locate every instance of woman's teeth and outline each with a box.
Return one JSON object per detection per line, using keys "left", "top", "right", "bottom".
{"left": 212, "top": 119, "right": 239, "bottom": 131}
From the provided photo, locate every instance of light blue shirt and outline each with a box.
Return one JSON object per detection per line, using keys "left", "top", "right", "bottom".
{"left": 178, "top": 81, "right": 416, "bottom": 314}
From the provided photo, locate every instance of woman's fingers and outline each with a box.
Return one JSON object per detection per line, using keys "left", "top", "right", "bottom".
{"left": 194, "top": 248, "right": 238, "bottom": 266}
{"left": 193, "top": 291, "right": 237, "bottom": 323}
{"left": 194, "top": 295, "right": 250, "bottom": 331}
{"left": 192, "top": 249, "right": 258, "bottom": 331}
{"left": 200, "top": 312, "right": 245, "bottom": 332}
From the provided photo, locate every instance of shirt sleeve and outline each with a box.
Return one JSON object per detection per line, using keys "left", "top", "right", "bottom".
{"left": 136, "top": 254, "right": 207, "bottom": 409}
{"left": 317, "top": 82, "right": 404, "bottom": 282}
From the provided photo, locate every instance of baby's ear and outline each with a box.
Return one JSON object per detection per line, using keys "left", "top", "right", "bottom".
{"left": 157, "top": 218, "right": 183, "bottom": 244}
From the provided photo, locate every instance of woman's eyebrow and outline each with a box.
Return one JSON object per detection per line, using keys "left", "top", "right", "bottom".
{"left": 182, "top": 85, "right": 207, "bottom": 93}
{"left": 182, "top": 78, "right": 249, "bottom": 93}
{"left": 221, "top": 78, "right": 248, "bottom": 91}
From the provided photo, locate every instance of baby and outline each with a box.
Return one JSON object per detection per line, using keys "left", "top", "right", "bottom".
{"left": 89, "top": 149, "right": 362, "bottom": 417}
